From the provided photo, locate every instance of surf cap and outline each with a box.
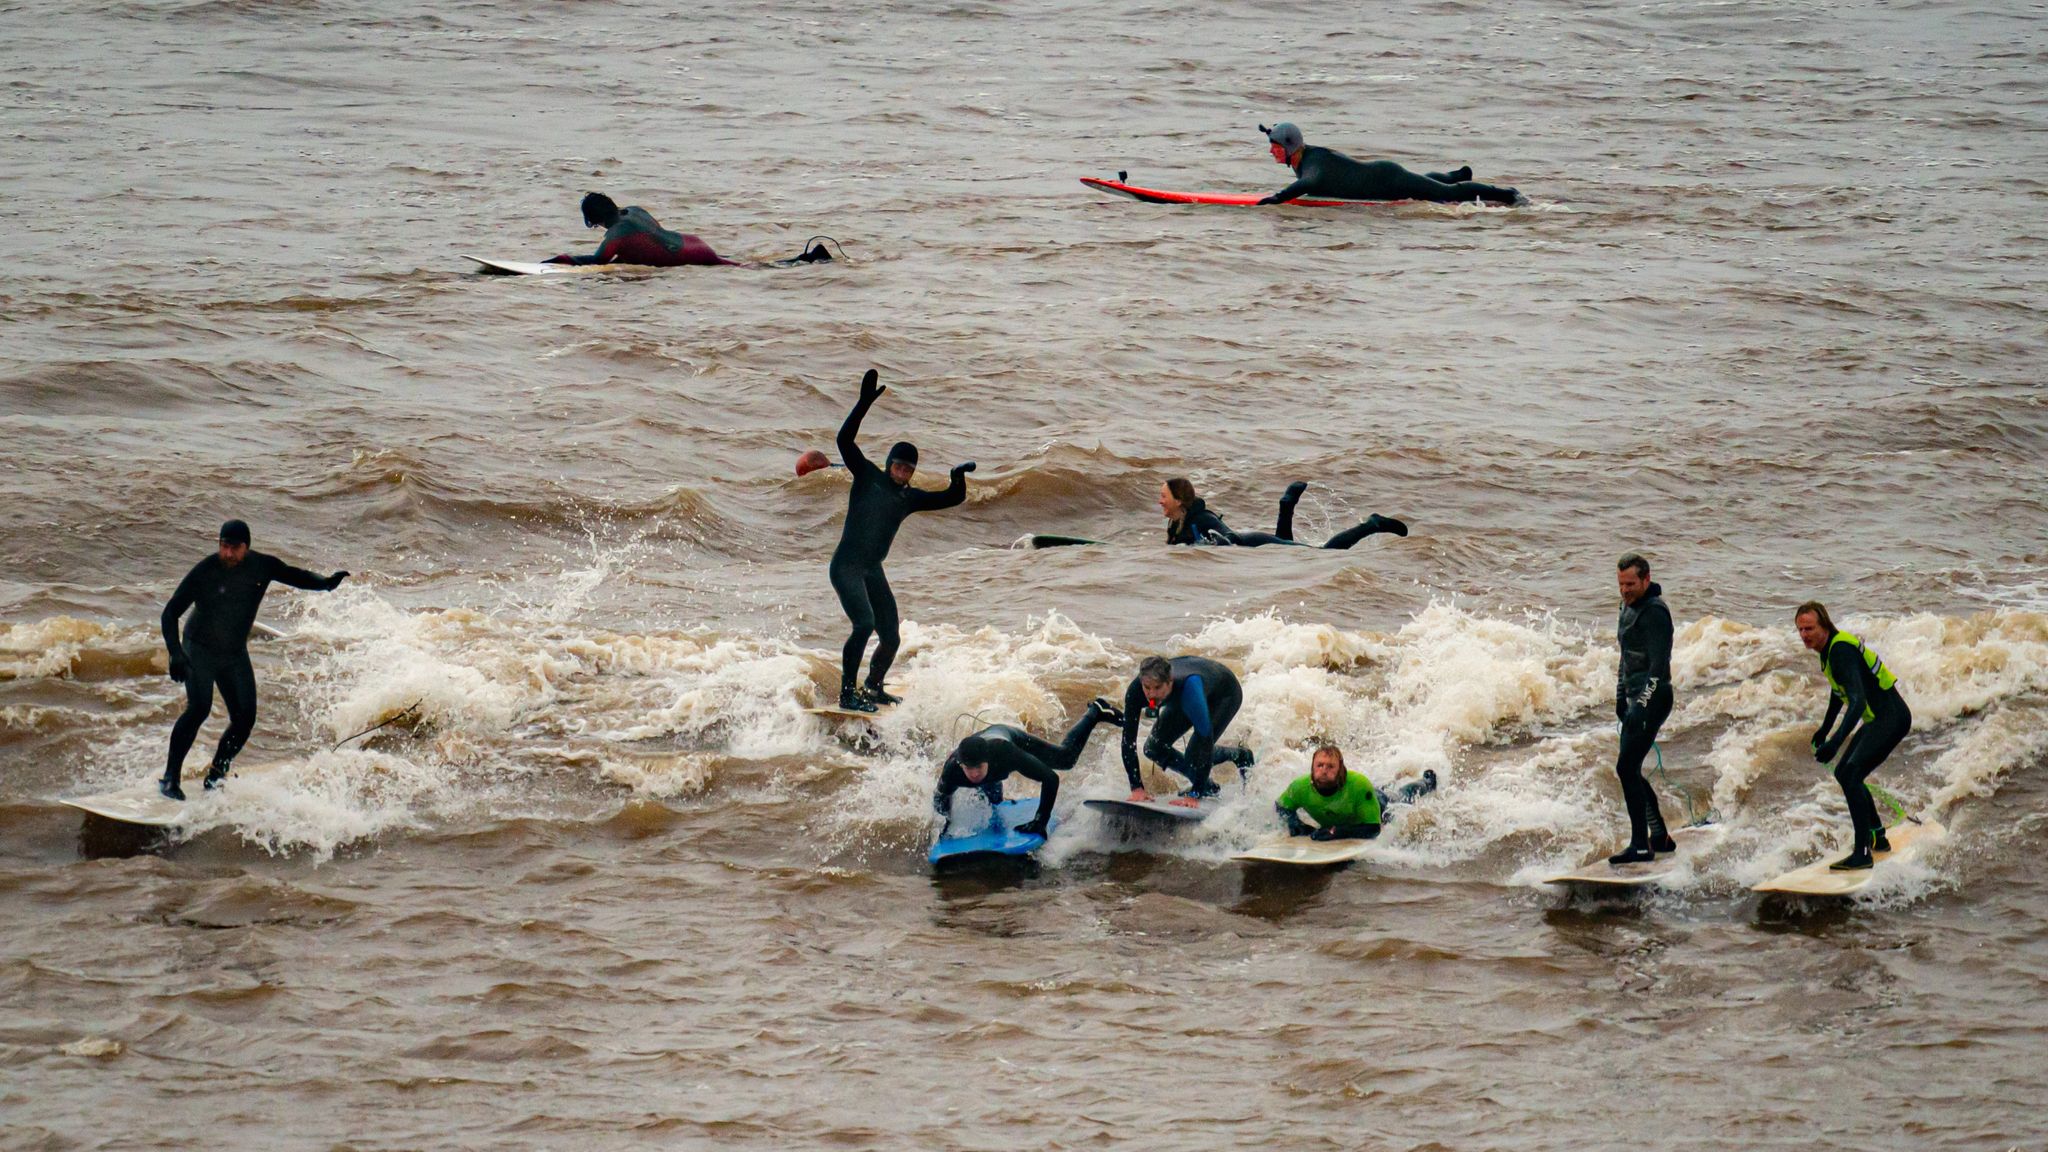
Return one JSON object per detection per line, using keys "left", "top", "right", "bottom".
{"left": 887, "top": 441, "right": 919, "bottom": 466}
{"left": 1261, "top": 122, "right": 1304, "bottom": 152}
{"left": 795, "top": 449, "right": 832, "bottom": 478}
{"left": 219, "top": 519, "right": 251, "bottom": 546}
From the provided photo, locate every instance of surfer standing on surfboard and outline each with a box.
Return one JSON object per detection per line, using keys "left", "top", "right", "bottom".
{"left": 1160, "top": 477, "right": 1407, "bottom": 549}
{"left": 1609, "top": 553, "right": 1677, "bottom": 864}
{"left": 1795, "top": 601, "right": 1913, "bottom": 871}
{"left": 1275, "top": 746, "right": 1437, "bottom": 841}
{"left": 828, "top": 369, "right": 974, "bottom": 713}
{"left": 1255, "top": 123, "right": 1521, "bottom": 206}
{"left": 1119, "top": 656, "right": 1255, "bottom": 804}
{"left": 932, "top": 700, "right": 1125, "bottom": 838}
{"left": 158, "top": 520, "right": 348, "bottom": 801}
{"left": 544, "top": 192, "right": 740, "bottom": 268}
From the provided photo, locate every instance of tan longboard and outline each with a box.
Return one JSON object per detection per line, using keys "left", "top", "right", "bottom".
{"left": 1547, "top": 824, "right": 1726, "bottom": 889}
{"left": 1752, "top": 819, "right": 1946, "bottom": 896}
{"left": 1232, "top": 834, "right": 1376, "bottom": 866}
{"left": 60, "top": 761, "right": 289, "bottom": 828}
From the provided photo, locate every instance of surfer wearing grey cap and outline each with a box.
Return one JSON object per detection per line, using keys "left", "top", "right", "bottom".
{"left": 158, "top": 520, "right": 348, "bottom": 801}
{"left": 1255, "top": 123, "right": 1520, "bottom": 206}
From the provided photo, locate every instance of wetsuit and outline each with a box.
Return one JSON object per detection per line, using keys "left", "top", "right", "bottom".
{"left": 1120, "top": 656, "right": 1250, "bottom": 797}
{"left": 1814, "top": 631, "right": 1912, "bottom": 849}
{"left": 1166, "top": 487, "right": 1404, "bottom": 550}
{"left": 551, "top": 206, "right": 736, "bottom": 267}
{"left": 932, "top": 707, "right": 1117, "bottom": 830}
{"left": 831, "top": 393, "right": 967, "bottom": 695}
{"left": 161, "top": 552, "right": 342, "bottom": 787}
{"left": 1262, "top": 146, "right": 1518, "bottom": 206}
{"left": 1615, "top": 581, "right": 1675, "bottom": 851}
{"left": 1274, "top": 769, "right": 1437, "bottom": 840}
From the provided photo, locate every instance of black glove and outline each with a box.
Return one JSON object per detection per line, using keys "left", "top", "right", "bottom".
{"left": 1256, "top": 194, "right": 1280, "bottom": 206}
{"left": 1816, "top": 737, "right": 1843, "bottom": 764}
{"left": 168, "top": 654, "right": 188, "bottom": 683}
{"left": 951, "top": 461, "right": 976, "bottom": 477}
{"left": 326, "top": 570, "right": 350, "bottom": 591}
{"left": 1809, "top": 726, "right": 1828, "bottom": 753}
{"left": 859, "top": 368, "right": 884, "bottom": 403}
{"left": 1615, "top": 699, "right": 1628, "bottom": 723}
{"left": 1311, "top": 826, "right": 1339, "bottom": 842}
{"left": 1015, "top": 817, "right": 1049, "bottom": 838}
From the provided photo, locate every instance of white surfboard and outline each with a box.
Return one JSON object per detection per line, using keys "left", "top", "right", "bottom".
{"left": 1083, "top": 797, "right": 1218, "bottom": 825}
{"left": 1547, "top": 823, "right": 1727, "bottom": 889}
{"left": 461, "top": 254, "right": 616, "bottom": 276}
{"left": 1232, "top": 834, "right": 1376, "bottom": 866}
{"left": 805, "top": 704, "right": 890, "bottom": 722}
{"left": 1752, "top": 819, "right": 1946, "bottom": 897}
{"left": 60, "top": 761, "right": 289, "bottom": 828}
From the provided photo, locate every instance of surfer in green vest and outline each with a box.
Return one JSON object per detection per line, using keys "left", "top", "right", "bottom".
{"left": 1274, "top": 745, "right": 1437, "bottom": 840}
{"left": 1796, "top": 601, "right": 1913, "bottom": 871}
{"left": 1254, "top": 123, "right": 1521, "bottom": 206}
{"left": 1609, "top": 553, "right": 1677, "bottom": 864}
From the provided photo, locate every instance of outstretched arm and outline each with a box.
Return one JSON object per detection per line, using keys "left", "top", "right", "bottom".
{"left": 1257, "top": 177, "right": 1312, "bottom": 206}
{"left": 838, "top": 370, "right": 884, "bottom": 478}
{"left": 909, "top": 461, "right": 974, "bottom": 512}
{"left": 269, "top": 555, "right": 348, "bottom": 592}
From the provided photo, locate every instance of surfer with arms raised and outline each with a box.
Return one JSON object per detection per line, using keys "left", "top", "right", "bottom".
{"left": 1255, "top": 123, "right": 1520, "bottom": 206}
{"left": 1120, "top": 655, "right": 1255, "bottom": 804}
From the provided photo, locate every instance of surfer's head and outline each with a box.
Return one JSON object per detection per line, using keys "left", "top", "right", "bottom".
{"left": 1617, "top": 552, "right": 1651, "bottom": 606}
{"left": 1310, "top": 745, "right": 1346, "bottom": 794}
{"left": 1160, "top": 477, "right": 1196, "bottom": 521}
{"left": 956, "top": 736, "right": 993, "bottom": 783}
{"left": 217, "top": 519, "right": 250, "bottom": 566}
{"left": 1794, "top": 601, "right": 1836, "bottom": 652}
{"left": 1138, "top": 655, "right": 1173, "bottom": 707}
{"left": 1261, "top": 122, "right": 1304, "bottom": 164}
{"left": 886, "top": 442, "right": 918, "bottom": 486}
{"left": 580, "top": 192, "right": 620, "bottom": 228}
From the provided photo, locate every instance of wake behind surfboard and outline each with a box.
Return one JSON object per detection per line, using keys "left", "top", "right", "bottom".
{"left": 1080, "top": 175, "right": 1414, "bottom": 209}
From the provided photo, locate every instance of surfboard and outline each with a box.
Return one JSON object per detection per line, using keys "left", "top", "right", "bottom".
{"left": 1027, "top": 534, "right": 1101, "bottom": 549}
{"left": 1084, "top": 796, "right": 1218, "bottom": 825}
{"left": 805, "top": 704, "right": 891, "bottom": 722}
{"left": 1752, "top": 819, "right": 1946, "bottom": 897}
{"left": 1546, "top": 823, "right": 1727, "bottom": 889}
{"left": 60, "top": 761, "right": 288, "bottom": 828}
{"left": 461, "top": 254, "right": 618, "bottom": 276}
{"left": 1232, "top": 834, "right": 1376, "bottom": 866}
{"left": 928, "top": 798, "right": 1050, "bottom": 866}
{"left": 1080, "top": 176, "right": 1414, "bottom": 209}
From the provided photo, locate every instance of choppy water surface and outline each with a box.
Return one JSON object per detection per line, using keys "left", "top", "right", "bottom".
{"left": 3, "top": 0, "right": 2046, "bottom": 1147}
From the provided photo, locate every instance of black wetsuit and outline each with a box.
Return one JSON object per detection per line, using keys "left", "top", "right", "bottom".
{"left": 932, "top": 709, "right": 1115, "bottom": 829}
{"left": 1263, "top": 145, "right": 1518, "bottom": 206}
{"left": 161, "top": 552, "right": 341, "bottom": 786}
{"left": 1614, "top": 582, "right": 1675, "bottom": 849}
{"left": 1166, "top": 488, "right": 1403, "bottom": 550}
{"left": 1816, "top": 635, "right": 1912, "bottom": 847}
{"left": 1119, "top": 656, "right": 1249, "bottom": 797}
{"left": 831, "top": 394, "right": 967, "bottom": 694}
{"left": 552, "top": 206, "right": 735, "bottom": 267}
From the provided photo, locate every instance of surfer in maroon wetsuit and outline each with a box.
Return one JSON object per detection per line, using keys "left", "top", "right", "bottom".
{"left": 546, "top": 192, "right": 738, "bottom": 267}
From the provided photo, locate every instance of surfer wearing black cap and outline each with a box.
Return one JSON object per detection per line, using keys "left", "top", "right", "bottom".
{"left": 1255, "top": 123, "right": 1520, "bottom": 206}
{"left": 1160, "top": 478, "right": 1407, "bottom": 549}
{"left": 830, "top": 369, "right": 974, "bottom": 712}
{"left": 1120, "top": 655, "right": 1255, "bottom": 803}
{"left": 158, "top": 520, "right": 348, "bottom": 800}
{"left": 545, "top": 192, "right": 741, "bottom": 267}
{"left": 933, "top": 699, "right": 1124, "bottom": 837}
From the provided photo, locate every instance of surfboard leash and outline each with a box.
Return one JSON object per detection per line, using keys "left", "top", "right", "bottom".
{"left": 331, "top": 698, "right": 425, "bottom": 752}
{"left": 1867, "top": 782, "right": 1922, "bottom": 827}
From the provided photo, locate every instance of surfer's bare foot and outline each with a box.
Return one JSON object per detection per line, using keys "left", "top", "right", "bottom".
{"left": 1127, "top": 788, "right": 1152, "bottom": 803}
{"left": 1168, "top": 796, "right": 1201, "bottom": 808}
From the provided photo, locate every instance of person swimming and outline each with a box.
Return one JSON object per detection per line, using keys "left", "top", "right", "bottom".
{"left": 1254, "top": 123, "right": 1520, "bottom": 206}
{"left": 1160, "top": 478, "right": 1406, "bottom": 549}
{"left": 545, "top": 192, "right": 739, "bottom": 267}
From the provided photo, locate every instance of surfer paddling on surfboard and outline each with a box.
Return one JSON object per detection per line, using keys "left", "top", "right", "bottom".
{"left": 1796, "top": 601, "right": 1913, "bottom": 871}
{"left": 1608, "top": 553, "right": 1678, "bottom": 864}
{"left": 1255, "top": 123, "right": 1521, "bottom": 207}
{"left": 1120, "top": 655, "right": 1255, "bottom": 804}
{"left": 1275, "top": 746, "right": 1437, "bottom": 841}
{"left": 829, "top": 369, "right": 974, "bottom": 712}
{"left": 933, "top": 700, "right": 1125, "bottom": 838}
{"left": 158, "top": 520, "right": 347, "bottom": 801}
{"left": 1161, "top": 477, "right": 1406, "bottom": 549}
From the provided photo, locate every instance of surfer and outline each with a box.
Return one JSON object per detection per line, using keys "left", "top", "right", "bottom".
{"left": 545, "top": 192, "right": 742, "bottom": 267}
{"left": 1609, "top": 553, "right": 1677, "bottom": 864}
{"left": 1160, "top": 478, "right": 1406, "bottom": 549}
{"left": 1254, "top": 123, "right": 1520, "bottom": 206}
{"left": 1796, "top": 601, "right": 1912, "bottom": 871}
{"left": 830, "top": 369, "right": 974, "bottom": 712}
{"left": 1276, "top": 746, "right": 1438, "bottom": 840}
{"left": 932, "top": 699, "right": 1125, "bottom": 837}
{"left": 1120, "top": 655, "right": 1255, "bottom": 803}
{"left": 158, "top": 520, "right": 348, "bottom": 801}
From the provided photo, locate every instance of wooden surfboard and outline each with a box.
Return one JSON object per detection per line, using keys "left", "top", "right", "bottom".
{"left": 1752, "top": 820, "right": 1946, "bottom": 897}
{"left": 1547, "top": 824, "right": 1726, "bottom": 889}
{"left": 60, "top": 761, "right": 289, "bottom": 828}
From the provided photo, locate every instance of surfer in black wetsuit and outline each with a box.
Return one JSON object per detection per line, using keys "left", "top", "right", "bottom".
{"left": 932, "top": 699, "right": 1124, "bottom": 837}
{"left": 159, "top": 520, "right": 348, "bottom": 800}
{"left": 1796, "top": 601, "right": 1913, "bottom": 871}
{"left": 546, "top": 192, "right": 741, "bottom": 267}
{"left": 1160, "top": 478, "right": 1406, "bottom": 549}
{"left": 1609, "top": 553, "right": 1677, "bottom": 864}
{"left": 1120, "top": 655, "right": 1255, "bottom": 803}
{"left": 830, "top": 369, "right": 974, "bottom": 712}
{"left": 1255, "top": 122, "right": 1520, "bottom": 206}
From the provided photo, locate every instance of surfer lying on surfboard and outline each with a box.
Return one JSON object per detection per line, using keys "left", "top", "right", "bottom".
{"left": 1255, "top": 122, "right": 1521, "bottom": 206}
{"left": 1160, "top": 478, "right": 1407, "bottom": 549}
{"left": 542, "top": 192, "right": 836, "bottom": 269}
{"left": 932, "top": 700, "right": 1125, "bottom": 838}
{"left": 1796, "top": 600, "right": 1913, "bottom": 871}
{"left": 1121, "top": 656, "right": 1255, "bottom": 804}
{"left": 1276, "top": 745, "right": 1438, "bottom": 841}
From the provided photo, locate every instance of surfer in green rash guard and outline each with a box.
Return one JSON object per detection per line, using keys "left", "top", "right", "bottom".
{"left": 1255, "top": 122, "right": 1521, "bottom": 206}
{"left": 1274, "top": 745, "right": 1437, "bottom": 840}
{"left": 1796, "top": 601, "right": 1912, "bottom": 871}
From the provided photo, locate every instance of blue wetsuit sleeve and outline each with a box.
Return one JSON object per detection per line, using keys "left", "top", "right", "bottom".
{"left": 1182, "top": 676, "right": 1212, "bottom": 740}
{"left": 1120, "top": 678, "right": 1145, "bottom": 789}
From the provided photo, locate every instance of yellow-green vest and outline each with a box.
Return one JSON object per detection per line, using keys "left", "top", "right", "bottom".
{"left": 1822, "top": 630, "right": 1896, "bottom": 721}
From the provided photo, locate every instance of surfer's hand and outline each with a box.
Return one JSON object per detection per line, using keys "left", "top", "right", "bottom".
{"left": 1127, "top": 788, "right": 1152, "bottom": 803}
{"left": 1815, "top": 738, "right": 1842, "bottom": 763}
{"left": 1256, "top": 194, "right": 1280, "bottom": 206}
{"left": 168, "top": 656, "right": 187, "bottom": 683}
{"left": 1015, "top": 817, "right": 1049, "bottom": 838}
{"left": 1311, "top": 826, "right": 1340, "bottom": 842}
{"left": 951, "top": 461, "right": 976, "bottom": 477}
{"left": 544, "top": 255, "right": 572, "bottom": 264}
{"left": 326, "top": 570, "right": 350, "bottom": 590}
{"left": 1615, "top": 699, "right": 1627, "bottom": 723}
{"left": 859, "top": 369, "right": 884, "bottom": 402}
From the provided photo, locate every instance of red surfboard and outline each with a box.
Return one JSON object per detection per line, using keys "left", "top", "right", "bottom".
{"left": 1079, "top": 175, "right": 1413, "bottom": 209}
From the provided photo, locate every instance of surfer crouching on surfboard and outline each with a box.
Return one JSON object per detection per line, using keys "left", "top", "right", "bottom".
{"left": 1120, "top": 656, "right": 1255, "bottom": 804}
{"left": 1254, "top": 123, "right": 1520, "bottom": 206}
{"left": 1796, "top": 601, "right": 1912, "bottom": 871}
{"left": 933, "top": 700, "right": 1125, "bottom": 838}
{"left": 159, "top": 520, "right": 348, "bottom": 801}
{"left": 545, "top": 192, "right": 742, "bottom": 268}
{"left": 1275, "top": 745, "right": 1437, "bottom": 840}
{"left": 1160, "top": 477, "right": 1406, "bottom": 549}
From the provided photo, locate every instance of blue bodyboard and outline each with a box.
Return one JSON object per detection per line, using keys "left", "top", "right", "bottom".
{"left": 928, "top": 799, "right": 1051, "bottom": 866}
